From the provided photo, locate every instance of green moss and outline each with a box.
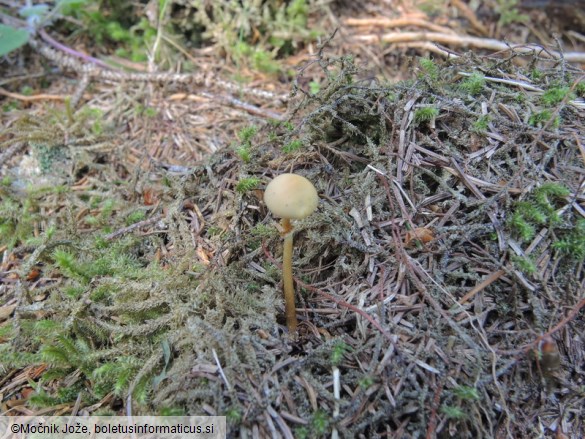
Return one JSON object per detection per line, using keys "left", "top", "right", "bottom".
{"left": 529, "top": 110, "right": 559, "bottom": 128}
{"left": 192, "top": 0, "right": 315, "bottom": 74}
{"left": 294, "top": 426, "right": 309, "bottom": 439}
{"left": 472, "top": 115, "right": 490, "bottom": 133}
{"left": 530, "top": 69, "right": 542, "bottom": 82}
{"left": 459, "top": 72, "right": 485, "bottom": 96}
{"left": 575, "top": 80, "right": 585, "bottom": 97}
{"left": 235, "top": 125, "right": 258, "bottom": 163}
{"left": 508, "top": 183, "right": 570, "bottom": 243}
{"left": 238, "top": 125, "right": 258, "bottom": 144}
{"left": 511, "top": 255, "right": 537, "bottom": 275}
{"left": 252, "top": 49, "right": 280, "bottom": 74}
{"left": 236, "top": 177, "right": 261, "bottom": 193}
{"left": 541, "top": 87, "right": 572, "bottom": 106}
{"left": 54, "top": 249, "right": 90, "bottom": 282}
{"left": 453, "top": 385, "right": 480, "bottom": 401}
{"left": 225, "top": 407, "right": 242, "bottom": 424}
{"left": 552, "top": 218, "right": 585, "bottom": 260}
{"left": 282, "top": 139, "right": 303, "bottom": 153}
{"left": 251, "top": 223, "right": 274, "bottom": 237}
{"left": 441, "top": 405, "right": 467, "bottom": 420}
{"left": 309, "top": 80, "right": 321, "bottom": 95}
{"left": 419, "top": 57, "right": 439, "bottom": 82}
{"left": 414, "top": 107, "right": 439, "bottom": 124}
{"left": 330, "top": 341, "right": 349, "bottom": 366}
{"left": 358, "top": 375, "right": 375, "bottom": 389}
{"left": 311, "top": 410, "right": 330, "bottom": 436}
{"left": 235, "top": 145, "right": 251, "bottom": 163}
{"left": 496, "top": 0, "right": 528, "bottom": 26}
{"left": 126, "top": 210, "right": 146, "bottom": 225}
{"left": 159, "top": 407, "right": 186, "bottom": 416}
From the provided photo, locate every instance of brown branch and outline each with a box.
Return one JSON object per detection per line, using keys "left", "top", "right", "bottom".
{"left": 426, "top": 378, "right": 444, "bottom": 439}
{"left": 459, "top": 269, "right": 506, "bottom": 305}
{"left": 344, "top": 17, "right": 456, "bottom": 35}
{"left": 0, "top": 87, "right": 67, "bottom": 101}
{"left": 353, "top": 32, "right": 585, "bottom": 62}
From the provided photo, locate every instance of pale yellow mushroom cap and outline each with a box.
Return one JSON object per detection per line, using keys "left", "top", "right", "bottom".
{"left": 264, "top": 173, "right": 318, "bottom": 220}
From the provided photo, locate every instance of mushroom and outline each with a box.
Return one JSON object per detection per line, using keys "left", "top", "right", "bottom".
{"left": 264, "top": 173, "right": 319, "bottom": 332}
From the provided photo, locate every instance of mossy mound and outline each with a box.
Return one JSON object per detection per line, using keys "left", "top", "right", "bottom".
{"left": 1, "top": 51, "right": 584, "bottom": 437}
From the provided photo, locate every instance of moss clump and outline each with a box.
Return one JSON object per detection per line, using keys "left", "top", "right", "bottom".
{"left": 414, "top": 106, "right": 439, "bottom": 124}
{"left": 235, "top": 177, "right": 261, "bottom": 193}
{"left": 541, "top": 86, "right": 572, "bottom": 106}
{"left": 459, "top": 71, "right": 486, "bottom": 95}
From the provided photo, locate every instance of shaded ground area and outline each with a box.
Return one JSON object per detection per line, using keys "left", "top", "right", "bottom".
{"left": 1, "top": 1, "right": 585, "bottom": 437}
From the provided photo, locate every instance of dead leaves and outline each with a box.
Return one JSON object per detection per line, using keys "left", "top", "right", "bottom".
{"left": 404, "top": 227, "right": 434, "bottom": 247}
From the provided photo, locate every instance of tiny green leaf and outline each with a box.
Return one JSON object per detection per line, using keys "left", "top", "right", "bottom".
{"left": 0, "top": 25, "right": 30, "bottom": 57}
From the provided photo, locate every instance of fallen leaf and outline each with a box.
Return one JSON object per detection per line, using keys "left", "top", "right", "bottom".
{"left": 0, "top": 304, "right": 17, "bottom": 321}
{"left": 26, "top": 267, "right": 41, "bottom": 282}
{"left": 405, "top": 227, "right": 434, "bottom": 247}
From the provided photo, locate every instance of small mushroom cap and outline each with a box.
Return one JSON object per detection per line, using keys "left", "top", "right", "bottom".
{"left": 264, "top": 173, "right": 318, "bottom": 220}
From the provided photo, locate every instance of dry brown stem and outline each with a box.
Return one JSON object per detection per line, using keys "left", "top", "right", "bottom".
{"left": 354, "top": 32, "right": 585, "bottom": 62}
{"left": 344, "top": 17, "right": 456, "bottom": 34}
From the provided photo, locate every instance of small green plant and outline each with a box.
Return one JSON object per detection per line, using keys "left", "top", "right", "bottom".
{"left": 235, "top": 145, "right": 251, "bottom": 163}
{"left": 419, "top": 57, "right": 439, "bottom": 82}
{"left": 460, "top": 72, "right": 485, "bottom": 96}
{"left": 453, "top": 385, "right": 480, "bottom": 401}
{"left": 358, "top": 375, "right": 375, "bottom": 389}
{"left": 309, "top": 81, "right": 321, "bottom": 95}
{"left": 0, "top": 0, "right": 161, "bottom": 62}
{"left": 472, "top": 115, "right": 490, "bottom": 133}
{"left": 101, "top": 199, "right": 116, "bottom": 218}
{"left": 235, "top": 125, "right": 258, "bottom": 163}
{"left": 282, "top": 139, "right": 303, "bottom": 153}
{"left": 250, "top": 223, "right": 274, "bottom": 237}
{"left": 533, "top": 182, "right": 570, "bottom": 215}
{"left": 414, "top": 107, "right": 439, "bottom": 124}
{"left": 0, "top": 194, "right": 39, "bottom": 249}
{"left": 54, "top": 249, "right": 90, "bottom": 282}
{"left": 294, "top": 426, "right": 309, "bottom": 439}
{"left": 515, "top": 201, "right": 547, "bottom": 225}
{"left": 575, "top": 81, "right": 585, "bottom": 97}
{"left": 236, "top": 177, "right": 261, "bottom": 193}
{"left": 311, "top": 409, "right": 330, "bottom": 436}
{"left": 225, "top": 407, "right": 242, "bottom": 424}
{"left": 126, "top": 210, "right": 146, "bottom": 226}
{"left": 192, "top": 0, "right": 315, "bottom": 74}
{"left": 441, "top": 405, "right": 467, "bottom": 420}
{"left": 541, "top": 87, "right": 572, "bottom": 106}
{"left": 330, "top": 341, "right": 350, "bottom": 366}
{"left": 159, "top": 407, "right": 186, "bottom": 416}
{"left": 511, "top": 255, "right": 537, "bottom": 275}
{"left": 495, "top": 0, "right": 528, "bottom": 26}
{"left": 238, "top": 125, "right": 257, "bottom": 143}
{"left": 509, "top": 183, "right": 569, "bottom": 242}
{"left": 417, "top": 0, "right": 446, "bottom": 16}
{"left": 529, "top": 110, "right": 560, "bottom": 128}
{"left": 530, "top": 69, "right": 543, "bottom": 82}
{"left": 552, "top": 218, "right": 585, "bottom": 260}
{"left": 233, "top": 42, "right": 281, "bottom": 74}
{"left": 252, "top": 49, "right": 281, "bottom": 74}
{"left": 0, "top": 24, "right": 30, "bottom": 56}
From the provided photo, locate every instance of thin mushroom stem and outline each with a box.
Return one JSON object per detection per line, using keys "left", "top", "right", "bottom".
{"left": 281, "top": 218, "right": 297, "bottom": 332}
